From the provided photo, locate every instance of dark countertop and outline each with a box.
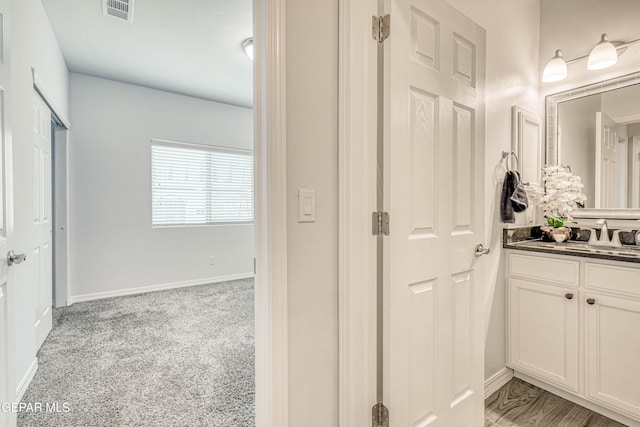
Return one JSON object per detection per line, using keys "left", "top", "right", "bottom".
{"left": 503, "top": 226, "right": 640, "bottom": 264}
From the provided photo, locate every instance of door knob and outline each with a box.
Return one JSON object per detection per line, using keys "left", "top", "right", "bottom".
{"left": 587, "top": 298, "right": 596, "bottom": 305}
{"left": 565, "top": 293, "right": 574, "bottom": 300}
{"left": 475, "top": 244, "right": 490, "bottom": 257}
{"left": 7, "top": 250, "right": 26, "bottom": 266}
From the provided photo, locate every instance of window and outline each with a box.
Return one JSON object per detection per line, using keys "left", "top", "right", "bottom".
{"left": 151, "top": 141, "right": 254, "bottom": 226}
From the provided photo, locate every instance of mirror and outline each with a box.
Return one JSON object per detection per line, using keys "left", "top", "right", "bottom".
{"left": 546, "top": 71, "right": 640, "bottom": 218}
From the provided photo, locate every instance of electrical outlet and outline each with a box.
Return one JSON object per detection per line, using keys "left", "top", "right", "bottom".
{"left": 209, "top": 256, "right": 216, "bottom": 265}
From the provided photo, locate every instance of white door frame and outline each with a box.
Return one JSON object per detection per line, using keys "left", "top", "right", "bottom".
{"left": 32, "top": 70, "right": 71, "bottom": 311}
{"left": 338, "top": 1, "right": 488, "bottom": 424}
{"left": 254, "top": 0, "right": 289, "bottom": 425}
{"left": 338, "top": 0, "right": 379, "bottom": 425}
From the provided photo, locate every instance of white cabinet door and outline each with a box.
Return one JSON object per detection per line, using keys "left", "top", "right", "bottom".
{"left": 586, "top": 293, "right": 640, "bottom": 419}
{"left": 508, "top": 278, "right": 579, "bottom": 392}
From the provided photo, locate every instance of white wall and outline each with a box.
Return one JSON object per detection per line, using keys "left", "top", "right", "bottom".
{"left": 286, "top": 0, "right": 339, "bottom": 424}
{"left": 68, "top": 73, "right": 254, "bottom": 300}
{"left": 9, "top": 0, "right": 69, "bottom": 394}
{"left": 443, "top": 0, "right": 542, "bottom": 380}
{"left": 601, "top": 84, "right": 640, "bottom": 121}
{"left": 627, "top": 123, "right": 640, "bottom": 136}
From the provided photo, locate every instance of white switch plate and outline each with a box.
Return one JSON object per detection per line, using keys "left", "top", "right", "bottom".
{"left": 298, "top": 188, "right": 316, "bottom": 222}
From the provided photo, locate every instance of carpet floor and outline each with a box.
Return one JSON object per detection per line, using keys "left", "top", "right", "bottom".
{"left": 18, "top": 279, "right": 255, "bottom": 427}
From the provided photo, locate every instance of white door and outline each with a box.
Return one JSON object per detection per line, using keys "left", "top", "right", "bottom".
{"left": 383, "top": 0, "right": 486, "bottom": 425}
{"left": 0, "top": 1, "right": 16, "bottom": 425}
{"left": 33, "top": 93, "right": 53, "bottom": 350}
{"left": 0, "top": 285, "right": 8, "bottom": 427}
{"left": 595, "top": 112, "right": 619, "bottom": 208}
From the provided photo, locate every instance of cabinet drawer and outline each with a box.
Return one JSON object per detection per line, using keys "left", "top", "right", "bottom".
{"left": 508, "top": 253, "right": 579, "bottom": 286}
{"left": 585, "top": 263, "right": 640, "bottom": 297}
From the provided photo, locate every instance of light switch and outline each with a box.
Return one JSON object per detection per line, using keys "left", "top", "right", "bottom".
{"left": 303, "top": 198, "right": 312, "bottom": 215}
{"left": 298, "top": 188, "right": 316, "bottom": 222}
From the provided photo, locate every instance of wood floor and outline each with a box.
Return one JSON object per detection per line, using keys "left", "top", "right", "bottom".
{"left": 485, "top": 378, "right": 627, "bottom": 427}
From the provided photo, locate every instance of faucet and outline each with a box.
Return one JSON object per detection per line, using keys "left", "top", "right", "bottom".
{"left": 588, "top": 219, "right": 611, "bottom": 246}
{"left": 587, "top": 219, "right": 630, "bottom": 247}
{"left": 611, "top": 230, "right": 629, "bottom": 248}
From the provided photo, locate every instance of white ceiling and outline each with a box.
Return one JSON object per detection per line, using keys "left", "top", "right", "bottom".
{"left": 41, "top": 0, "right": 254, "bottom": 108}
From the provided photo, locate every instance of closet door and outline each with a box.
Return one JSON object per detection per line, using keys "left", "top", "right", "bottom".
{"left": 383, "top": 0, "right": 486, "bottom": 425}
{"left": 33, "top": 92, "right": 53, "bottom": 351}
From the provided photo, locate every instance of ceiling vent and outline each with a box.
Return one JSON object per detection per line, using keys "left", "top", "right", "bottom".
{"left": 102, "top": 0, "right": 134, "bottom": 23}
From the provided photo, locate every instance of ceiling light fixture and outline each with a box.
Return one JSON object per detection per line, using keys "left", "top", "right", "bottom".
{"left": 242, "top": 38, "right": 254, "bottom": 61}
{"left": 542, "top": 33, "right": 640, "bottom": 83}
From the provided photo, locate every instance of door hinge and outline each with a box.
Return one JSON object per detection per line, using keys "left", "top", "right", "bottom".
{"left": 372, "top": 211, "right": 390, "bottom": 236}
{"left": 372, "top": 402, "right": 389, "bottom": 427}
{"left": 372, "top": 14, "right": 390, "bottom": 43}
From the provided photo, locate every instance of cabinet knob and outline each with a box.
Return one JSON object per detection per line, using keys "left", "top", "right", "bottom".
{"left": 587, "top": 298, "right": 596, "bottom": 305}
{"left": 565, "top": 293, "right": 574, "bottom": 300}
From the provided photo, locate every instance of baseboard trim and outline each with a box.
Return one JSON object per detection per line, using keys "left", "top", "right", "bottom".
{"left": 16, "top": 358, "right": 38, "bottom": 402}
{"left": 484, "top": 367, "right": 514, "bottom": 398}
{"left": 67, "top": 273, "right": 255, "bottom": 305}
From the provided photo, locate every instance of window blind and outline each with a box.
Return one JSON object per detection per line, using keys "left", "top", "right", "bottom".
{"left": 151, "top": 142, "right": 254, "bottom": 226}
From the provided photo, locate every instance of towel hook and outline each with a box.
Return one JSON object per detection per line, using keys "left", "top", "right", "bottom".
{"left": 502, "top": 150, "right": 519, "bottom": 171}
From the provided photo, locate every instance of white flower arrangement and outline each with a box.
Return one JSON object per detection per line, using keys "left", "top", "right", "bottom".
{"left": 524, "top": 165, "right": 587, "bottom": 227}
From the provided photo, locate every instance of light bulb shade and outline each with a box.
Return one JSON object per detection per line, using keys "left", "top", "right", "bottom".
{"left": 542, "top": 49, "right": 567, "bottom": 82}
{"left": 242, "top": 38, "right": 254, "bottom": 61}
{"left": 587, "top": 34, "right": 617, "bottom": 70}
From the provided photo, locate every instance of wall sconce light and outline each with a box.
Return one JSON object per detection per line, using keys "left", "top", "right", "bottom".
{"left": 542, "top": 33, "right": 640, "bottom": 82}
{"left": 587, "top": 34, "right": 618, "bottom": 70}
{"left": 542, "top": 49, "right": 568, "bottom": 82}
{"left": 242, "top": 38, "right": 254, "bottom": 61}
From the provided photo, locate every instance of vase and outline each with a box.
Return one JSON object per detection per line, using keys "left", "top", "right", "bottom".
{"left": 541, "top": 225, "right": 570, "bottom": 243}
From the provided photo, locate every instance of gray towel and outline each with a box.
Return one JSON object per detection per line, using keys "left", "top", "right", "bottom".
{"left": 501, "top": 170, "right": 528, "bottom": 222}
{"left": 510, "top": 174, "right": 529, "bottom": 213}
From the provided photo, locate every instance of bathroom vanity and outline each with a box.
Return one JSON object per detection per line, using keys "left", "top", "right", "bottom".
{"left": 504, "top": 227, "right": 640, "bottom": 426}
